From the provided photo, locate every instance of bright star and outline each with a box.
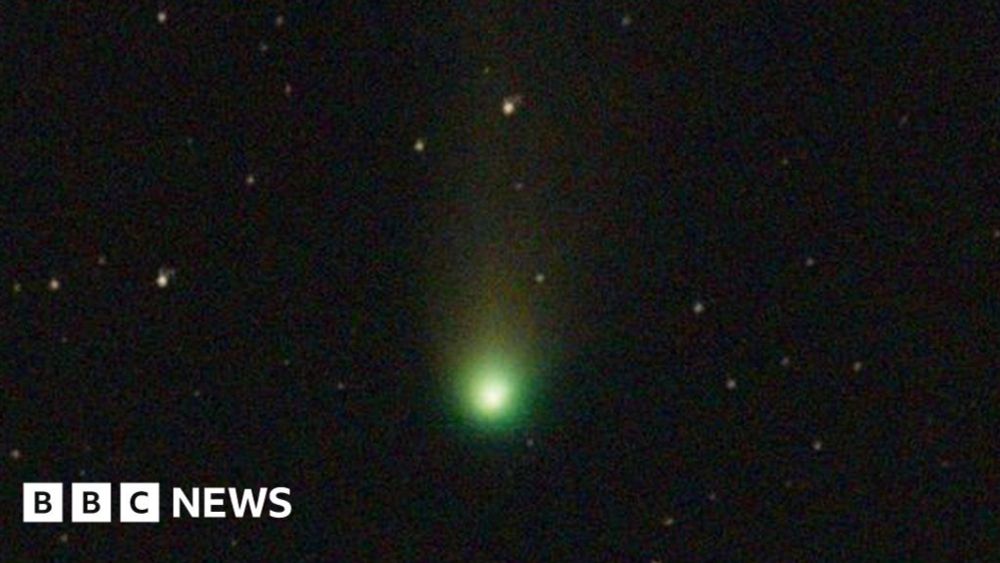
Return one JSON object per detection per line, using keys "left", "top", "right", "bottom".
{"left": 502, "top": 95, "right": 522, "bottom": 117}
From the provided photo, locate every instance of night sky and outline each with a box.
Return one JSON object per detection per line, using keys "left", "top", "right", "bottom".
{"left": 4, "top": 3, "right": 999, "bottom": 561}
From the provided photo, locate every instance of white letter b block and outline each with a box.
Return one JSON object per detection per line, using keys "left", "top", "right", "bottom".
{"left": 23, "top": 483, "right": 63, "bottom": 522}
{"left": 72, "top": 483, "right": 111, "bottom": 523}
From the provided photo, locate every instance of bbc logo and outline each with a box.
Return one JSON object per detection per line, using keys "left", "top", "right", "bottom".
{"left": 24, "top": 483, "right": 292, "bottom": 522}
{"left": 24, "top": 483, "right": 160, "bottom": 523}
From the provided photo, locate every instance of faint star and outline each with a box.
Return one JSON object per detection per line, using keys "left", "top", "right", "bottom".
{"left": 805, "top": 256, "right": 816, "bottom": 267}
{"left": 692, "top": 300, "right": 705, "bottom": 315}
{"left": 246, "top": 173, "right": 256, "bottom": 186}
{"left": 10, "top": 449, "right": 21, "bottom": 460}
{"left": 12, "top": 282, "right": 21, "bottom": 293}
{"left": 780, "top": 356, "right": 791, "bottom": 368}
{"left": 48, "top": 277, "right": 61, "bottom": 292}
{"left": 662, "top": 516, "right": 675, "bottom": 527}
{"left": 621, "top": 14, "right": 633, "bottom": 27}
{"left": 284, "top": 83, "right": 293, "bottom": 97}
{"left": 725, "top": 378, "right": 737, "bottom": 390}
{"left": 59, "top": 533, "right": 69, "bottom": 544}
{"left": 157, "top": 11, "right": 167, "bottom": 24}
{"left": 275, "top": 15, "right": 285, "bottom": 28}
{"left": 852, "top": 361, "right": 863, "bottom": 373}
{"left": 812, "top": 439, "right": 823, "bottom": 451}
{"left": 534, "top": 272, "right": 546, "bottom": 284}
{"left": 156, "top": 267, "right": 176, "bottom": 288}
{"left": 502, "top": 95, "right": 522, "bottom": 116}
{"left": 413, "top": 138, "right": 426, "bottom": 153}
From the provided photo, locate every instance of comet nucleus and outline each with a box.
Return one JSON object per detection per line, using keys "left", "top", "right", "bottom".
{"left": 455, "top": 356, "right": 529, "bottom": 428}
{"left": 472, "top": 369, "right": 513, "bottom": 416}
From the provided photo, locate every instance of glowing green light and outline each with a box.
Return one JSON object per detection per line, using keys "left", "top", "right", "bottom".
{"left": 473, "top": 373, "right": 511, "bottom": 416}
{"left": 454, "top": 356, "right": 529, "bottom": 428}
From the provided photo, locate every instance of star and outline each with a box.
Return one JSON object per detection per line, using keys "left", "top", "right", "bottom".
{"left": 156, "top": 267, "right": 176, "bottom": 288}
{"left": 502, "top": 95, "right": 522, "bottom": 117}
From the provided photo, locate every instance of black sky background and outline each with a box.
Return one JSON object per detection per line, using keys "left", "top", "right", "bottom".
{"left": 3, "top": 2, "right": 999, "bottom": 561}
